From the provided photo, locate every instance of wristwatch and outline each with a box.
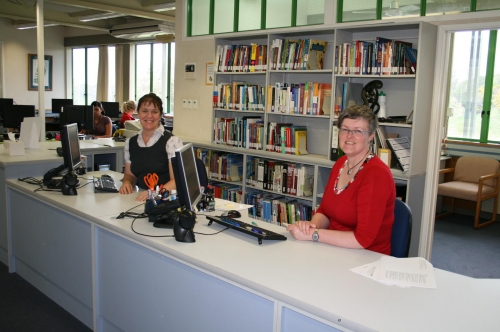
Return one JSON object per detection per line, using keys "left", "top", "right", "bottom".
{"left": 312, "top": 229, "right": 319, "bottom": 242}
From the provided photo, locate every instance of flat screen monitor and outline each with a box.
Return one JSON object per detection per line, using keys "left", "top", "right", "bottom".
{"left": 2, "top": 105, "right": 36, "bottom": 129}
{"left": 171, "top": 143, "right": 202, "bottom": 211}
{"left": 60, "top": 123, "right": 82, "bottom": 172}
{"left": 52, "top": 98, "right": 73, "bottom": 113}
{"left": 60, "top": 105, "right": 93, "bottom": 131}
{"left": 101, "top": 102, "right": 120, "bottom": 118}
{"left": 0, "top": 98, "right": 14, "bottom": 118}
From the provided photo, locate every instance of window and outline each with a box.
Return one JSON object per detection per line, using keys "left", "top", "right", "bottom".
{"left": 72, "top": 47, "right": 98, "bottom": 105}
{"left": 446, "top": 30, "right": 499, "bottom": 143}
{"left": 108, "top": 46, "right": 116, "bottom": 101}
{"left": 135, "top": 42, "right": 175, "bottom": 114}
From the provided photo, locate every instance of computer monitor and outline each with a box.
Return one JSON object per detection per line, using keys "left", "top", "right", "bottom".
{"left": 171, "top": 143, "right": 202, "bottom": 212}
{"left": 101, "top": 102, "right": 120, "bottom": 118}
{"left": 2, "top": 105, "right": 36, "bottom": 129}
{"left": 59, "top": 105, "right": 93, "bottom": 131}
{"left": 61, "top": 123, "right": 82, "bottom": 172}
{"left": 52, "top": 98, "right": 73, "bottom": 113}
{"left": 0, "top": 98, "right": 14, "bottom": 118}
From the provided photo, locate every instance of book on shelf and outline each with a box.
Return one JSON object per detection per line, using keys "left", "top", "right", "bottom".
{"left": 330, "top": 120, "right": 340, "bottom": 161}
{"left": 386, "top": 137, "right": 411, "bottom": 172}
{"left": 306, "top": 39, "right": 328, "bottom": 70}
{"left": 294, "top": 128, "right": 308, "bottom": 155}
{"left": 404, "top": 47, "right": 418, "bottom": 74}
{"left": 342, "top": 82, "right": 364, "bottom": 110}
{"left": 318, "top": 83, "right": 332, "bottom": 115}
{"left": 216, "top": 44, "right": 267, "bottom": 72}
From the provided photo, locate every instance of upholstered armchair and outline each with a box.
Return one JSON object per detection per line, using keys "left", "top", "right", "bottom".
{"left": 437, "top": 156, "right": 500, "bottom": 229}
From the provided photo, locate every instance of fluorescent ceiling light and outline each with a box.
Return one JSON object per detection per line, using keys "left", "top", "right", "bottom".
{"left": 154, "top": 3, "right": 176, "bottom": 12}
{"left": 79, "top": 12, "right": 125, "bottom": 22}
{"left": 16, "top": 21, "right": 58, "bottom": 30}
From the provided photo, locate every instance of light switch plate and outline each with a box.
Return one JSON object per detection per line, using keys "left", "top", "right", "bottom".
{"left": 182, "top": 99, "right": 187, "bottom": 109}
{"left": 192, "top": 100, "right": 198, "bottom": 109}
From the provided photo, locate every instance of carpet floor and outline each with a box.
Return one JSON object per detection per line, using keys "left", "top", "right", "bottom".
{"left": 431, "top": 213, "right": 500, "bottom": 278}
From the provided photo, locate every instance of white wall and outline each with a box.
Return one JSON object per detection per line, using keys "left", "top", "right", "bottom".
{"left": 173, "top": 0, "right": 215, "bottom": 141}
{"left": 0, "top": 17, "right": 66, "bottom": 110}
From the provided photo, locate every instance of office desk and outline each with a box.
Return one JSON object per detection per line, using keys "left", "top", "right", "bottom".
{"left": 5, "top": 171, "right": 500, "bottom": 332}
{"left": 0, "top": 140, "right": 125, "bottom": 265}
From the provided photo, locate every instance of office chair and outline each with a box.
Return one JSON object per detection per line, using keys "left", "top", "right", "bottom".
{"left": 195, "top": 157, "right": 208, "bottom": 188}
{"left": 391, "top": 199, "right": 412, "bottom": 258}
{"left": 437, "top": 156, "right": 499, "bottom": 229}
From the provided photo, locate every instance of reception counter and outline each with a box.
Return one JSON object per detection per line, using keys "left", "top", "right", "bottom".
{"left": 5, "top": 171, "right": 500, "bottom": 332}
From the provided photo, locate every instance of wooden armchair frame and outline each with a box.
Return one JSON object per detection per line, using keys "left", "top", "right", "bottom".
{"left": 437, "top": 166, "right": 500, "bottom": 229}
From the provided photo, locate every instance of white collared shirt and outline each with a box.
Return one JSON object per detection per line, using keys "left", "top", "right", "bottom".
{"left": 124, "top": 126, "right": 183, "bottom": 164}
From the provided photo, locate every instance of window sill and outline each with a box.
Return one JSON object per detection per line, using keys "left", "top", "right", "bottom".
{"left": 444, "top": 139, "right": 500, "bottom": 148}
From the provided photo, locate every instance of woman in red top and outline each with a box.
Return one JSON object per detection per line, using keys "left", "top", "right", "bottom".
{"left": 120, "top": 100, "right": 136, "bottom": 127}
{"left": 287, "top": 105, "right": 395, "bottom": 254}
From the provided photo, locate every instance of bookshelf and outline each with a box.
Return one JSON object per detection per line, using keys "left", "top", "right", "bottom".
{"left": 202, "top": 21, "right": 437, "bottom": 256}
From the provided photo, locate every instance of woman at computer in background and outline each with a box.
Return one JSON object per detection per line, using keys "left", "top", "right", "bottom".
{"left": 119, "top": 93, "right": 183, "bottom": 201}
{"left": 120, "top": 100, "right": 136, "bottom": 127}
{"left": 286, "top": 105, "right": 396, "bottom": 255}
{"left": 89, "top": 101, "right": 112, "bottom": 138}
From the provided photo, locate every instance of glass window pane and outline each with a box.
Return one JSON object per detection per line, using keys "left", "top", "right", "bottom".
{"left": 296, "top": 0, "right": 324, "bottom": 26}
{"left": 341, "top": 0, "right": 377, "bottom": 22}
{"left": 136, "top": 44, "right": 151, "bottom": 100}
{"left": 266, "top": 0, "right": 292, "bottom": 29}
{"left": 87, "top": 47, "right": 98, "bottom": 104}
{"left": 426, "top": 0, "right": 470, "bottom": 15}
{"left": 169, "top": 43, "right": 175, "bottom": 114}
{"left": 477, "top": 0, "right": 500, "bottom": 11}
{"left": 239, "top": 0, "right": 261, "bottom": 31}
{"left": 382, "top": 0, "right": 420, "bottom": 20}
{"left": 152, "top": 43, "right": 163, "bottom": 98}
{"left": 214, "top": 0, "right": 234, "bottom": 34}
{"left": 447, "top": 31, "right": 489, "bottom": 140}
{"left": 192, "top": 0, "right": 210, "bottom": 36}
{"left": 72, "top": 48, "right": 85, "bottom": 105}
{"left": 488, "top": 31, "right": 500, "bottom": 141}
{"left": 108, "top": 46, "right": 115, "bottom": 102}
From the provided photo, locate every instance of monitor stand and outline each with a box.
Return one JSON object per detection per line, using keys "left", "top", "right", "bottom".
{"left": 173, "top": 209, "right": 196, "bottom": 243}
{"left": 61, "top": 172, "right": 78, "bottom": 196}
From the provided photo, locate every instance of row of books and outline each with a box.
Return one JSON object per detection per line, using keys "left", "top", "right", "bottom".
{"left": 265, "top": 82, "right": 332, "bottom": 115}
{"left": 209, "top": 183, "right": 243, "bottom": 203}
{"left": 334, "top": 38, "right": 417, "bottom": 75}
{"left": 269, "top": 38, "right": 328, "bottom": 71}
{"left": 215, "top": 44, "right": 268, "bottom": 72}
{"left": 266, "top": 123, "right": 308, "bottom": 156}
{"left": 195, "top": 149, "right": 244, "bottom": 182}
{"left": 246, "top": 157, "right": 314, "bottom": 197}
{"left": 246, "top": 192, "right": 313, "bottom": 225}
{"left": 214, "top": 116, "right": 265, "bottom": 150}
{"left": 213, "top": 82, "right": 265, "bottom": 111}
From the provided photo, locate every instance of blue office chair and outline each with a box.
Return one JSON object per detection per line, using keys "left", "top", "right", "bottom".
{"left": 391, "top": 199, "right": 412, "bottom": 258}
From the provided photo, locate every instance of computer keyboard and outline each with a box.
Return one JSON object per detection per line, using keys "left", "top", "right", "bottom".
{"left": 206, "top": 215, "right": 287, "bottom": 245}
{"left": 93, "top": 176, "right": 119, "bottom": 193}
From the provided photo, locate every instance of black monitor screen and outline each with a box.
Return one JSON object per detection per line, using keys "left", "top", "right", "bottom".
{"left": 101, "top": 102, "right": 120, "bottom": 118}
{"left": 60, "top": 105, "right": 93, "bottom": 131}
{"left": 60, "top": 123, "right": 82, "bottom": 172}
{"left": 0, "top": 98, "right": 14, "bottom": 118}
{"left": 3, "top": 105, "right": 36, "bottom": 129}
{"left": 52, "top": 98, "right": 73, "bottom": 113}
{"left": 171, "top": 143, "right": 202, "bottom": 211}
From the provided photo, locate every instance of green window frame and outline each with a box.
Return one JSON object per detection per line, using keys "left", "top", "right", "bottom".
{"left": 187, "top": 0, "right": 325, "bottom": 37}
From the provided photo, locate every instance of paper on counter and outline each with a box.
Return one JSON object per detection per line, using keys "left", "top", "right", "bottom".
{"left": 214, "top": 198, "right": 253, "bottom": 211}
{"left": 351, "top": 257, "right": 436, "bottom": 289}
{"left": 7, "top": 132, "right": 16, "bottom": 141}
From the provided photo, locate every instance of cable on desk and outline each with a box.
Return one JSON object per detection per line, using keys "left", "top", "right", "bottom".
{"left": 115, "top": 203, "right": 174, "bottom": 238}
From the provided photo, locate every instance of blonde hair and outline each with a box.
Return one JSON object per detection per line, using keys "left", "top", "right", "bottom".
{"left": 122, "top": 100, "right": 137, "bottom": 114}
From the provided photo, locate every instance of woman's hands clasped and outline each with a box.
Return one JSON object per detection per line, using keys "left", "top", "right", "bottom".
{"left": 287, "top": 221, "right": 317, "bottom": 241}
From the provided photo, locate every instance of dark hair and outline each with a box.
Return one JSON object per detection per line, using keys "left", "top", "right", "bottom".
{"left": 91, "top": 101, "right": 105, "bottom": 115}
{"left": 337, "top": 104, "right": 378, "bottom": 134}
{"left": 137, "top": 93, "right": 163, "bottom": 114}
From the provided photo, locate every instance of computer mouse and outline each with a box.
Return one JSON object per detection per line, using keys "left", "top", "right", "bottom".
{"left": 222, "top": 210, "right": 241, "bottom": 218}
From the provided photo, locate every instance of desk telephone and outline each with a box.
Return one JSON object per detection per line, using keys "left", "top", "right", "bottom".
{"left": 93, "top": 175, "right": 119, "bottom": 193}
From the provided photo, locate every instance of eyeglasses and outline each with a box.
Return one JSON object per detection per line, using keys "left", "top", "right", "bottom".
{"left": 339, "top": 128, "right": 371, "bottom": 137}
{"left": 139, "top": 108, "right": 160, "bottom": 116}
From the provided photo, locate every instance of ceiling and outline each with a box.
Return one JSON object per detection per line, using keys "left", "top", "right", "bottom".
{"left": 0, "top": 0, "right": 175, "bottom": 34}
